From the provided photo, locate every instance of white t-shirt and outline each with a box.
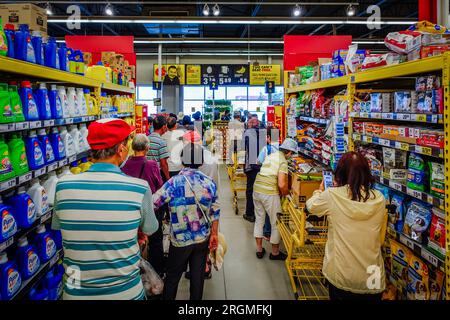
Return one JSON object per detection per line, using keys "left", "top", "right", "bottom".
{"left": 162, "top": 129, "right": 185, "bottom": 172}
{"left": 200, "top": 148, "right": 219, "bottom": 186}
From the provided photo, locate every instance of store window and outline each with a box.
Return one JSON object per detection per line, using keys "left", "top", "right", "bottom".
{"left": 136, "top": 85, "right": 158, "bottom": 114}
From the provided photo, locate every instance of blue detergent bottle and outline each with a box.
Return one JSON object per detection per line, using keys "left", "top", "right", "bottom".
{"left": 50, "top": 228, "right": 62, "bottom": 250}
{"left": 44, "top": 266, "right": 62, "bottom": 300}
{"left": 37, "top": 129, "right": 55, "bottom": 165}
{"left": 14, "top": 24, "right": 35, "bottom": 63}
{"left": 31, "top": 31, "right": 43, "bottom": 65}
{"left": 29, "top": 284, "right": 48, "bottom": 300}
{"left": 48, "top": 85, "right": 62, "bottom": 119}
{"left": 5, "top": 186, "right": 37, "bottom": 229}
{"left": 58, "top": 43, "right": 69, "bottom": 72}
{"left": 0, "top": 252, "right": 22, "bottom": 300}
{"left": 34, "top": 225, "right": 56, "bottom": 263}
{"left": 49, "top": 127, "right": 66, "bottom": 161}
{"left": 4, "top": 24, "right": 14, "bottom": 59}
{"left": 0, "top": 196, "right": 17, "bottom": 242}
{"left": 34, "top": 83, "right": 52, "bottom": 120}
{"left": 19, "top": 81, "right": 39, "bottom": 121}
{"left": 44, "top": 37, "right": 57, "bottom": 69}
{"left": 25, "top": 130, "right": 45, "bottom": 170}
{"left": 16, "top": 236, "right": 40, "bottom": 280}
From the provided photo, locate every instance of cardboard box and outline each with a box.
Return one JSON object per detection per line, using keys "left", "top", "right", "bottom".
{"left": 101, "top": 51, "right": 116, "bottom": 65}
{"left": 83, "top": 52, "right": 92, "bottom": 66}
{"left": 290, "top": 173, "right": 322, "bottom": 206}
{"left": 0, "top": 3, "right": 47, "bottom": 33}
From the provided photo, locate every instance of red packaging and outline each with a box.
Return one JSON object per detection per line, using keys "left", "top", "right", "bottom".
{"left": 417, "top": 130, "right": 444, "bottom": 148}
{"left": 429, "top": 213, "right": 445, "bottom": 253}
{"left": 420, "top": 45, "right": 450, "bottom": 58}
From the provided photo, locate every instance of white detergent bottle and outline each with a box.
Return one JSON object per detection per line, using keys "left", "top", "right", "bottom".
{"left": 67, "top": 87, "right": 78, "bottom": 118}
{"left": 79, "top": 123, "right": 89, "bottom": 152}
{"left": 68, "top": 125, "right": 80, "bottom": 154}
{"left": 42, "top": 172, "right": 59, "bottom": 207}
{"left": 57, "top": 86, "right": 70, "bottom": 119}
{"left": 57, "top": 166, "right": 73, "bottom": 179}
{"left": 60, "top": 127, "right": 76, "bottom": 157}
{"left": 27, "top": 179, "right": 49, "bottom": 217}
{"left": 76, "top": 88, "right": 87, "bottom": 116}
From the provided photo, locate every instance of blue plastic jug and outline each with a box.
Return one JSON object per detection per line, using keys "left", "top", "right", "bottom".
{"left": 55, "top": 263, "right": 64, "bottom": 298}
{"left": 34, "top": 225, "right": 56, "bottom": 263}
{"left": 19, "top": 81, "right": 39, "bottom": 121}
{"left": 44, "top": 37, "right": 57, "bottom": 69}
{"left": 29, "top": 285, "right": 48, "bottom": 300}
{"left": 4, "top": 24, "right": 14, "bottom": 58}
{"left": 44, "top": 266, "right": 62, "bottom": 300}
{"left": 25, "top": 130, "right": 45, "bottom": 170}
{"left": 4, "top": 186, "right": 37, "bottom": 229}
{"left": 0, "top": 196, "right": 17, "bottom": 242}
{"left": 37, "top": 129, "right": 55, "bottom": 165}
{"left": 50, "top": 229, "right": 62, "bottom": 250}
{"left": 48, "top": 85, "right": 62, "bottom": 119}
{"left": 34, "top": 83, "right": 52, "bottom": 120}
{"left": 49, "top": 127, "right": 66, "bottom": 161}
{"left": 31, "top": 31, "right": 43, "bottom": 65}
{"left": 16, "top": 237, "right": 40, "bottom": 280}
{"left": 14, "top": 24, "right": 35, "bottom": 63}
{"left": 58, "top": 43, "right": 69, "bottom": 72}
{"left": 0, "top": 252, "right": 22, "bottom": 300}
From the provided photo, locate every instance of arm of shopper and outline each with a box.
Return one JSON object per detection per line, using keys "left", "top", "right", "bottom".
{"left": 140, "top": 188, "right": 159, "bottom": 236}
{"left": 151, "top": 161, "right": 164, "bottom": 190}
{"left": 306, "top": 189, "right": 331, "bottom": 217}
{"left": 257, "top": 146, "right": 267, "bottom": 165}
{"left": 278, "top": 172, "right": 289, "bottom": 196}
{"left": 160, "top": 157, "right": 170, "bottom": 181}
{"left": 152, "top": 181, "right": 172, "bottom": 210}
{"left": 380, "top": 209, "right": 388, "bottom": 245}
{"left": 159, "top": 139, "right": 170, "bottom": 180}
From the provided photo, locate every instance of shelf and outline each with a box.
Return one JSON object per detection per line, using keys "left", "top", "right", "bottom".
{"left": 298, "top": 147, "right": 331, "bottom": 168}
{"left": 375, "top": 175, "right": 444, "bottom": 210}
{"left": 102, "top": 82, "right": 135, "bottom": 94}
{"left": 298, "top": 116, "right": 330, "bottom": 125}
{"left": 286, "top": 75, "right": 350, "bottom": 93}
{"left": 350, "top": 112, "right": 443, "bottom": 124}
{"left": 353, "top": 134, "right": 443, "bottom": 159}
{"left": 0, "top": 116, "right": 98, "bottom": 134}
{"left": 100, "top": 113, "right": 134, "bottom": 119}
{"left": 0, "top": 150, "right": 91, "bottom": 194}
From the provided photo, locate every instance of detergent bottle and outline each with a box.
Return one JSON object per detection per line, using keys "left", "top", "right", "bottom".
{"left": 34, "top": 225, "right": 56, "bottom": 263}
{"left": 27, "top": 179, "right": 49, "bottom": 217}
{"left": 60, "top": 127, "right": 76, "bottom": 157}
{"left": 88, "top": 92, "right": 98, "bottom": 116}
{"left": 72, "top": 50, "right": 84, "bottom": 75}
{"left": 0, "top": 252, "right": 22, "bottom": 300}
{"left": 19, "top": 81, "right": 39, "bottom": 121}
{"left": 49, "top": 127, "right": 65, "bottom": 161}
{"left": 48, "top": 85, "right": 62, "bottom": 119}
{"left": 0, "top": 136, "right": 15, "bottom": 182}
{"left": 30, "top": 31, "right": 43, "bottom": 65}
{"left": 0, "top": 83, "right": 14, "bottom": 123}
{"left": 79, "top": 123, "right": 89, "bottom": 152}
{"left": 14, "top": 24, "right": 35, "bottom": 63}
{"left": 79, "top": 157, "right": 91, "bottom": 172}
{"left": 37, "top": 129, "right": 55, "bottom": 165}
{"left": 67, "top": 87, "right": 78, "bottom": 118}
{"left": 58, "top": 43, "right": 69, "bottom": 72}
{"left": 68, "top": 125, "right": 80, "bottom": 154}
{"left": 29, "top": 285, "right": 48, "bottom": 300}
{"left": 44, "top": 265, "right": 62, "bottom": 300}
{"left": 25, "top": 130, "right": 45, "bottom": 170}
{"left": 16, "top": 236, "right": 40, "bottom": 280}
{"left": 4, "top": 24, "right": 14, "bottom": 58}
{"left": 69, "top": 161, "right": 82, "bottom": 175}
{"left": 8, "top": 133, "right": 29, "bottom": 176}
{"left": 57, "top": 86, "right": 70, "bottom": 119}
{"left": 4, "top": 187, "right": 36, "bottom": 228}
{"left": 8, "top": 85, "right": 25, "bottom": 122}
{"left": 42, "top": 171, "right": 58, "bottom": 206}
{"left": 34, "top": 83, "right": 52, "bottom": 120}
{"left": 50, "top": 228, "right": 62, "bottom": 251}
{"left": 76, "top": 88, "right": 87, "bottom": 116}
{"left": 44, "top": 37, "right": 57, "bottom": 69}
{"left": 0, "top": 21, "right": 6, "bottom": 56}
{"left": 0, "top": 196, "right": 17, "bottom": 242}
{"left": 83, "top": 89, "right": 92, "bottom": 115}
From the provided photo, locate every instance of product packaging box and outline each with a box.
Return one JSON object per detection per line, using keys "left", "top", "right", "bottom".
{"left": 101, "top": 51, "right": 116, "bottom": 65}
{"left": 0, "top": 3, "right": 47, "bottom": 34}
{"left": 83, "top": 52, "right": 92, "bottom": 66}
{"left": 291, "top": 174, "right": 322, "bottom": 207}
{"left": 420, "top": 45, "right": 450, "bottom": 58}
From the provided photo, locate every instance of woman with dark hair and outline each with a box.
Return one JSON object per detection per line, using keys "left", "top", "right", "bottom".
{"left": 306, "top": 151, "right": 388, "bottom": 300}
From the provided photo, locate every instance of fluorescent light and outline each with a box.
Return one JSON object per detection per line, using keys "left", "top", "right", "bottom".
{"left": 346, "top": 4, "right": 356, "bottom": 16}
{"left": 293, "top": 4, "right": 302, "bottom": 17}
{"left": 352, "top": 40, "right": 385, "bottom": 44}
{"left": 45, "top": 2, "right": 53, "bottom": 15}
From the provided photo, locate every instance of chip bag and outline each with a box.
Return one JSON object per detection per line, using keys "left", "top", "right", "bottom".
{"left": 408, "top": 20, "right": 450, "bottom": 34}
{"left": 428, "top": 162, "right": 444, "bottom": 199}
{"left": 403, "top": 201, "right": 432, "bottom": 243}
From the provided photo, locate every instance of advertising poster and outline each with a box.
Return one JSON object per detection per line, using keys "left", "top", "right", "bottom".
{"left": 250, "top": 64, "right": 281, "bottom": 85}
{"left": 153, "top": 64, "right": 186, "bottom": 85}
{"left": 186, "top": 65, "right": 202, "bottom": 85}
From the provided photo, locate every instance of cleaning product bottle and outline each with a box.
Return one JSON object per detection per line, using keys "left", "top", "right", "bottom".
{"left": 73, "top": 50, "right": 84, "bottom": 75}
{"left": 37, "top": 129, "right": 55, "bottom": 165}
{"left": 42, "top": 171, "right": 58, "bottom": 206}
{"left": 60, "top": 127, "right": 76, "bottom": 157}
{"left": 58, "top": 43, "right": 69, "bottom": 72}
{"left": 48, "top": 85, "right": 62, "bottom": 119}
{"left": 8, "top": 85, "right": 25, "bottom": 122}
{"left": 3, "top": 24, "right": 14, "bottom": 59}
{"left": 50, "top": 228, "right": 62, "bottom": 251}
{"left": 44, "top": 265, "right": 62, "bottom": 300}
{"left": 49, "top": 127, "right": 65, "bottom": 161}
{"left": 83, "top": 89, "right": 92, "bottom": 115}
{"left": 14, "top": 24, "right": 35, "bottom": 63}
{"left": 34, "top": 225, "right": 56, "bottom": 263}
{"left": 16, "top": 236, "right": 40, "bottom": 280}
{"left": 0, "top": 252, "right": 22, "bottom": 300}
{"left": 8, "top": 133, "right": 29, "bottom": 176}
{"left": 27, "top": 179, "right": 49, "bottom": 217}
{"left": 34, "top": 83, "right": 52, "bottom": 120}
{"left": 0, "top": 83, "right": 14, "bottom": 123}
{"left": 44, "top": 37, "right": 57, "bottom": 69}
{"left": 76, "top": 88, "right": 87, "bottom": 116}
{"left": 5, "top": 187, "right": 36, "bottom": 228}
{"left": 90, "top": 92, "right": 99, "bottom": 116}
{"left": 31, "top": 31, "right": 43, "bottom": 65}
{"left": 0, "top": 136, "right": 15, "bottom": 182}
{"left": 69, "top": 161, "right": 82, "bottom": 175}
{"left": 0, "top": 21, "right": 7, "bottom": 56}
{"left": 25, "top": 130, "right": 45, "bottom": 170}
{"left": 57, "top": 86, "right": 70, "bottom": 119}
{"left": 19, "top": 81, "right": 39, "bottom": 121}
{"left": 68, "top": 125, "right": 80, "bottom": 154}
{"left": 79, "top": 123, "right": 89, "bottom": 152}
{"left": 29, "top": 285, "right": 48, "bottom": 300}
{"left": 67, "top": 87, "right": 78, "bottom": 118}
{"left": 0, "top": 196, "right": 17, "bottom": 242}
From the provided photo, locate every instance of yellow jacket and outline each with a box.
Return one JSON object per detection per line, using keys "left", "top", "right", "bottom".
{"left": 306, "top": 186, "right": 387, "bottom": 294}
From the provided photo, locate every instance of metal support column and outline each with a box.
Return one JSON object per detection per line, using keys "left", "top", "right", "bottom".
{"left": 443, "top": 52, "right": 450, "bottom": 300}
{"left": 157, "top": 44, "right": 162, "bottom": 113}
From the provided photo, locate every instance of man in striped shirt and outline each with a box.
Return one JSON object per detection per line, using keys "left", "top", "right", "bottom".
{"left": 147, "top": 115, "right": 170, "bottom": 181}
{"left": 51, "top": 119, "right": 159, "bottom": 300}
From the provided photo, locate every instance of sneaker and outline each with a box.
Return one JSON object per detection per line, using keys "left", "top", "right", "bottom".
{"left": 269, "top": 252, "right": 288, "bottom": 261}
{"left": 243, "top": 214, "right": 256, "bottom": 223}
{"left": 256, "top": 248, "right": 266, "bottom": 259}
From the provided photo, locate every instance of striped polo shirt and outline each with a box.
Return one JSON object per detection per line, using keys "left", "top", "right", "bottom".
{"left": 254, "top": 151, "right": 288, "bottom": 195}
{"left": 147, "top": 132, "right": 169, "bottom": 166}
{"left": 51, "top": 163, "right": 159, "bottom": 300}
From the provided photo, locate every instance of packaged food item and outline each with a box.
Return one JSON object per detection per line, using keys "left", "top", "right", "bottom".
{"left": 407, "top": 254, "right": 429, "bottom": 300}
{"left": 403, "top": 200, "right": 432, "bottom": 242}
{"left": 390, "top": 240, "right": 412, "bottom": 293}
{"left": 417, "top": 129, "right": 444, "bottom": 148}
{"left": 429, "top": 270, "right": 444, "bottom": 300}
{"left": 408, "top": 20, "right": 450, "bottom": 34}
{"left": 421, "top": 33, "right": 450, "bottom": 46}
{"left": 394, "top": 92, "right": 404, "bottom": 113}
{"left": 383, "top": 147, "right": 407, "bottom": 180}
{"left": 389, "top": 193, "right": 406, "bottom": 232}
{"left": 428, "top": 208, "right": 445, "bottom": 255}
{"left": 416, "top": 75, "right": 441, "bottom": 91}
{"left": 394, "top": 91, "right": 417, "bottom": 113}
{"left": 370, "top": 93, "right": 382, "bottom": 112}
{"left": 385, "top": 30, "right": 422, "bottom": 54}
{"left": 420, "top": 45, "right": 450, "bottom": 58}
{"left": 407, "top": 153, "right": 427, "bottom": 192}
{"left": 428, "top": 162, "right": 444, "bottom": 199}
{"left": 361, "top": 53, "right": 401, "bottom": 70}
{"left": 374, "top": 183, "right": 390, "bottom": 202}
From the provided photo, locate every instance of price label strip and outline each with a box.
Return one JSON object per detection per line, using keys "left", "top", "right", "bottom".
{"left": 398, "top": 114, "right": 411, "bottom": 121}
{"left": 421, "top": 249, "right": 439, "bottom": 267}
{"left": 59, "top": 158, "right": 69, "bottom": 167}
{"left": 18, "top": 172, "right": 33, "bottom": 185}
{"left": 388, "top": 180, "right": 403, "bottom": 192}
{"left": 15, "top": 122, "right": 29, "bottom": 130}
{"left": 29, "top": 121, "right": 42, "bottom": 129}
{"left": 372, "top": 113, "right": 381, "bottom": 119}
{"left": 41, "top": 211, "right": 53, "bottom": 223}
{"left": 383, "top": 113, "right": 394, "bottom": 120}
{"left": 69, "top": 155, "right": 77, "bottom": 163}
{"left": 48, "top": 163, "right": 58, "bottom": 172}
{"left": 379, "top": 138, "right": 391, "bottom": 147}
{"left": 399, "top": 234, "right": 415, "bottom": 251}
{"left": 34, "top": 167, "right": 47, "bottom": 178}
{"left": 415, "top": 146, "right": 432, "bottom": 156}
{"left": 0, "top": 237, "right": 14, "bottom": 252}
{"left": 0, "top": 178, "right": 17, "bottom": 191}
{"left": 0, "top": 123, "right": 16, "bottom": 132}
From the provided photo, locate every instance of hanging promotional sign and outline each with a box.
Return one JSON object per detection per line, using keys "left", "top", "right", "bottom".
{"left": 186, "top": 65, "right": 202, "bottom": 85}
{"left": 153, "top": 64, "right": 186, "bottom": 85}
{"left": 186, "top": 64, "right": 249, "bottom": 85}
{"left": 250, "top": 64, "right": 281, "bottom": 85}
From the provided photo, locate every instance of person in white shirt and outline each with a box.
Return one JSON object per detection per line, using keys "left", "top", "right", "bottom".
{"left": 162, "top": 116, "right": 185, "bottom": 177}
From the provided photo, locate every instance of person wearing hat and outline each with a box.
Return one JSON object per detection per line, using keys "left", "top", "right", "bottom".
{"left": 252, "top": 138, "right": 298, "bottom": 261}
{"left": 51, "top": 118, "right": 159, "bottom": 300}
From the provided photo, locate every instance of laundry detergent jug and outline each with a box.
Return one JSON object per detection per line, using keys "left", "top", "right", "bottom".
{"left": 48, "top": 85, "right": 62, "bottom": 119}
{"left": 68, "top": 126, "right": 80, "bottom": 155}
{"left": 0, "top": 83, "right": 14, "bottom": 123}
{"left": 5, "top": 187, "right": 36, "bottom": 229}
{"left": 44, "top": 37, "right": 57, "bottom": 69}
{"left": 27, "top": 179, "right": 49, "bottom": 217}
{"left": 49, "top": 127, "right": 65, "bottom": 161}
{"left": 29, "top": 285, "right": 48, "bottom": 300}
{"left": 0, "top": 136, "right": 15, "bottom": 182}
{"left": 42, "top": 171, "right": 58, "bottom": 206}
{"left": 34, "top": 83, "right": 52, "bottom": 120}
{"left": 57, "top": 86, "right": 70, "bottom": 119}
{"left": 44, "top": 265, "right": 62, "bottom": 300}
{"left": 37, "top": 129, "right": 55, "bottom": 165}
{"left": 31, "top": 31, "right": 43, "bottom": 65}
{"left": 60, "top": 127, "right": 76, "bottom": 157}
{"left": 8, "top": 134, "right": 29, "bottom": 176}
{"left": 34, "top": 225, "right": 56, "bottom": 263}
{"left": 58, "top": 43, "right": 69, "bottom": 72}
{"left": 0, "top": 196, "right": 17, "bottom": 242}
{"left": 8, "top": 85, "right": 25, "bottom": 122}
{"left": 14, "top": 24, "right": 35, "bottom": 63}
{"left": 4, "top": 24, "right": 14, "bottom": 59}
{"left": 0, "top": 252, "right": 22, "bottom": 300}
{"left": 79, "top": 123, "right": 89, "bottom": 152}
{"left": 19, "top": 81, "right": 39, "bottom": 121}
{"left": 76, "top": 88, "right": 87, "bottom": 116}
{"left": 67, "top": 87, "right": 78, "bottom": 118}
{"left": 25, "top": 130, "right": 45, "bottom": 170}
{"left": 16, "top": 237, "right": 40, "bottom": 280}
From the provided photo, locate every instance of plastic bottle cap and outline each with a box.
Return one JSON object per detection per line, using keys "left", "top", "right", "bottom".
{"left": 70, "top": 161, "right": 78, "bottom": 167}
{"left": 0, "top": 253, "right": 8, "bottom": 264}
{"left": 21, "top": 81, "right": 32, "bottom": 88}
{"left": 38, "top": 129, "right": 47, "bottom": 136}
{"left": 36, "top": 225, "right": 46, "bottom": 234}
{"left": 4, "top": 24, "right": 15, "bottom": 31}
{"left": 51, "top": 127, "right": 59, "bottom": 133}
{"left": 81, "top": 158, "right": 87, "bottom": 163}
{"left": 39, "top": 83, "right": 47, "bottom": 89}
{"left": 29, "top": 130, "right": 37, "bottom": 137}
{"left": 51, "top": 85, "right": 57, "bottom": 90}
{"left": 17, "top": 237, "right": 29, "bottom": 247}
{"left": 83, "top": 89, "right": 90, "bottom": 94}
{"left": 18, "top": 186, "right": 26, "bottom": 194}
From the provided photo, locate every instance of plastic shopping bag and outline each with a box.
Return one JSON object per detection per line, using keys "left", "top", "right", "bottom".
{"left": 139, "top": 258, "right": 164, "bottom": 296}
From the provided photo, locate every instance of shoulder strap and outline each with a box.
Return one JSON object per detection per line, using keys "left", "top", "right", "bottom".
{"left": 138, "top": 159, "right": 147, "bottom": 179}
{"left": 182, "top": 174, "right": 211, "bottom": 226}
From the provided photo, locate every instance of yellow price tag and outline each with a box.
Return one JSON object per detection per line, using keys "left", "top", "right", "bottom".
{"left": 420, "top": 146, "right": 432, "bottom": 156}
{"left": 354, "top": 134, "right": 361, "bottom": 141}
{"left": 365, "top": 136, "right": 372, "bottom": 143}
{"left": 400, "top": 143, "right": 409, "bottom": 151}
{"left": 416, "top": 114, "right": 426, "bottom": 122}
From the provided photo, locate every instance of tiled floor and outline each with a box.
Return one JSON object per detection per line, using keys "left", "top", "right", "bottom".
{"left": 176, "top": 165, "right": 294, "bottom": 300}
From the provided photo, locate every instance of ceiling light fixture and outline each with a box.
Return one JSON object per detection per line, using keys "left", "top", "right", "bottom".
{"left": 293, "top": 4, "right": 302, "bottom": 17}
{"left": 202, "top": 3, "right": 210, "bottom": 16}
{"left": 213, "top": 4, "right": 220, "bottom": 16}
{"left": 346, "top": 4, "right": 356, "bottom": 16}
{"left": 45, "top": 2, "right": 53, "bottom": 15}
{"left": 105, "top": 3, "right": 114, "bottom": 16}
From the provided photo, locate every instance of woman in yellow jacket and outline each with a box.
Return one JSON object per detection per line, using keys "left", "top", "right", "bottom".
{"left": 306, "top": 151, "right": 388, "bottom": 300}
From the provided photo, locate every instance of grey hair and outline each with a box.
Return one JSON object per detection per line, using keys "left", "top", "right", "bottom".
{"left": 132, "top": 134, "right": 149, "bottom": 152}
{"left": 92, "top": 138, "right": 129, "bottom": 160}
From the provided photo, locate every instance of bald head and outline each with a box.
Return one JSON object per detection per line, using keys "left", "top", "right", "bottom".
{"left": 248, "top": 117, "right": 260, "bottom": 128}
{"left": 132, "top": 134, "right": 149, "bottom": 152}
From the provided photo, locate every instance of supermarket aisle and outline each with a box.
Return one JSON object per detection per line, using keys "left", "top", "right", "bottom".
{"left": 176, "top": 165, "right": 294, "bottom": 300}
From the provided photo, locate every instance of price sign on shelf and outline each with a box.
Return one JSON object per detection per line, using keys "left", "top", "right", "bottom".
{"left": 15, "top": 122, "right": 29, "bottom": 130}
{"left": 48, "top": 163, "right": 58, "bottom": 172}
{"left": 349, "top": 112, "right": 358, "bottom": 118}
{"left": 372, "top": 113, "right": 381, "bottom": 119}
{"left": 0, "top": 178, "right": 16, "bottom": 191}
{"left": 0, "top": 237, "right": 14, "bottom": 252}
{"left": 415, "top": 114, "right": 427, "bottom": 122}
{"left": 66, "top": 118, "right": 74, "bottom": 124}
{"left": 399, "top": 234, "right": 415, "bottom": 250}
{"left": 407, "top": 188, "right": 423, "bottom": 200}
{"left": 360, "top": 112, "right": 369, "bottom": 118}
{"left": 379, "top": 139, "right": 390, "bottom": 147}
{"left": 59, "top": 159, "right": 68, "bottom": 167}
{"left": 416, "top": 146, "right": 432, "bottom": 156}
{"left": 29, "top": 121, "right": 42, "bottom": 129}
{"left": 389, "top": 180, "right": 403, "bottom": 192}
{"left": 383, "top": 113, "right": 394, "bottom": 120}
{"left": 69, "top": 155, "right": 76, "bottom": 163}
{"left": 34, "top": 167, "right": 47, "bottom": 178}
{"left": 18, "top": 172, "right": 33, "bottom": 185}
{"left": 421, "top": 249, "right": 439, "bottom": 267}
{"left": 398, "top": 114, "right": 411, "bottom": 121}
{"left": 431, "top": 115, "right": 438, "bottom": 123}
{"left": 41, "top": 211, "right": 52, "bottom": 223}
{"left": 395, "top": 142, "right": 410, "bottom": 151}
{"left": 50, "top": 252, "right": 60, "bottom": 266}
{"left": 0, "top": 123, "right": 15, "bottom": 133}
{"left": 364, "top": 136, "right": 373, "bottom": 143}
{"left": 44, "top": 120, "right": 55, "bottom": 127}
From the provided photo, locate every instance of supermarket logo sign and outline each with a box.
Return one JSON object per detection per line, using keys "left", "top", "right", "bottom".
{"left": 66, "top": 5, "right": 81, "bottom": 30}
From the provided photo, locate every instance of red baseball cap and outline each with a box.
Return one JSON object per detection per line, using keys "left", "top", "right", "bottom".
{"left": 87, "top": 118, "right": 135, "bottom": 150}
{"left": 183, "top": 130, "right": 201, "bottom": 143}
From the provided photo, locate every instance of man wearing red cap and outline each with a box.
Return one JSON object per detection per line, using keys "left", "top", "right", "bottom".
{"left": 51, "top": 118, "right": 159, "bottom": 300}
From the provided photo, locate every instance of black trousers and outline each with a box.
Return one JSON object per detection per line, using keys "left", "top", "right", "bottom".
{"left": 328, "top": 282, "right": 382, "bottom": 301}
{"left": 245, "top": 169, "right": 259, "bottom": 218}
{"left": 148, "top": 208, "right": 165, "bottom": 276}
{"left": 163, "top": 240, "right": 209, "bottom": 300}
{"left": 169, "top": 171, "right": 180, "bottom": 178}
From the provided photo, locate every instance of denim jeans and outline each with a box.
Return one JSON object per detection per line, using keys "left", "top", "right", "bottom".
{"left": 263, "top": 215, "right": 271, "bottom": 237}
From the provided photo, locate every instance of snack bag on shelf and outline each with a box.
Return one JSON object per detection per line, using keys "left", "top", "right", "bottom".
{"left": 407, "top": 153, "right": 427, "bottom": 192}
{"left": 389, "top": 193, "right": 406, "bottom": 232}
{"left": 390, "top": 240, "right": 412, "bottom": 296}
{"left": 362, "top": 53, "right": 402, "bottom": 70}
{"left": 374, "top": 183, "right": 390, "bottom": 202}
{"left": 403, "top": 200, "right": 432, "bottom": 243}
{"left": 383, "top": 147, "right": 408, "bottom": 180}
{"left": 429, "top": 270, "right": 444, "bottom": 300}
{"left": 428, "top": 208, "right": 445, "bottom": 255}
{"left": 408, "top": 20, "right": 450, "bottom": 34}
{"left": 385, "top": 30, "right": 422, "bottom": 54}
{"left": 417, "top": 129, "right": 444, "bottom": 148}
{"left": 407, "top": 254, "right": 429, "bottom": 300}
{"left": 428, "top": 162, "right": 444, "bottom": 199}
{"left": 415, "top": 75, "right": 441, "bottom": 91}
